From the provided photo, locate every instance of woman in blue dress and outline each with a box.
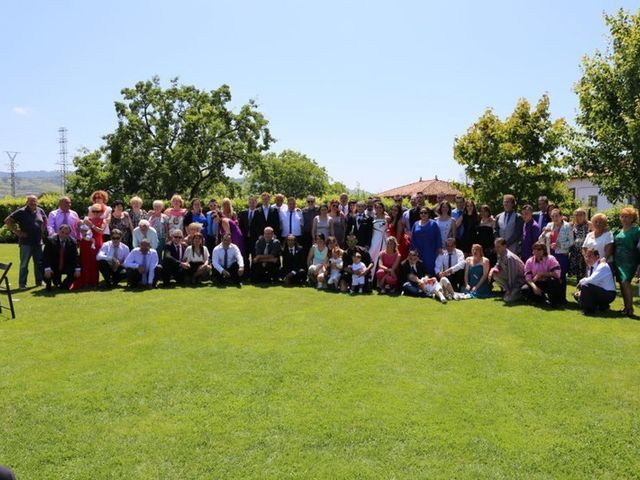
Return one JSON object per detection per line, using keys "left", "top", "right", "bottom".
{"left": 464, "top": 243, "right": 492, "bottom": 298}
{"left": 410, "top": 208, "right": 442, "bottom": 275}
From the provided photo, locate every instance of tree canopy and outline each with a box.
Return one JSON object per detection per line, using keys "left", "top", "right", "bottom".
{"left": 68, "top": 77, "right": 274, "bottom": 200}
{"left": 573, "top": 8, "right": 640, "bottom": 207}
{"left": 246, "top": 150, "right": 331, "bottom": 199}
{"left": 453, "top": 94, "right": 571, "bottom": 212}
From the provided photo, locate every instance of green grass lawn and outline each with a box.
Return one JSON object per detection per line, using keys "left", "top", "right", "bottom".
{"left": 0, "top": 244, "right": 639, "bottom": 479}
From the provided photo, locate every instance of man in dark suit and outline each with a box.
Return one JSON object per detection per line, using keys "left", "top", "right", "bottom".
{"left": 400, "top": 249, "right": 429, "bottom": 296}
{"left": 42, "top": 224, "right": 80, "bottom": 291}
{"left": 252, "top": 192, "right": 281, "bottom": 240}
{"left": 301, "top": 195, "right": 320, "bottom": 257}
{"left": 161, "top": 229, "right": 188, "bottom": 286}
{"left": 281, "top": 234, "right": 307, "bottom": 285}
{"left": 346, "top": 201, "right": 373, "bottom": 249}
{"left": 251, "top": 227, "right": 282, "bottom": 283}
{"left": 340, "top": 233, "right": 374, "bottom": 293}
{"left": 408, "top": 192, "right": 426, "bottom": 228}
{"left": 238, "top": 195, "right": 258, "bottom": 278}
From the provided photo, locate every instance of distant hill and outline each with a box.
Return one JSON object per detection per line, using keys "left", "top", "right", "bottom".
{"left": 0, "top": 170, "right": 63, "bottom": 197}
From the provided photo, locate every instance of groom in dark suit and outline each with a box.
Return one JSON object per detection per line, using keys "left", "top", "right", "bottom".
{"left": 252, "top": 192, "right": 281, "bottom": 241}
{"left": 42, "top": 224, "right": 80, "bottom": 291}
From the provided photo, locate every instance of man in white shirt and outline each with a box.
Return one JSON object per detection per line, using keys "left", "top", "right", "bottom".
{"left": 124, "top": 238, "right": 160, "bottom": 288}
{"left": 96, "top": 228, "right": 130, "bottom": 288}
{"left": 435, "top": 238, "right": 466, "bottom": 291}
{"left": 574, "top": 248, "right": 616, "bottom": 315}
{"left": 211, "top": 233, "right": 245, "bottom": 285}
{"left": 339, "top": 193, "right": 350, "bottom": 216}
{"left": 280, "top": 196, "right": 304, "bottom": 243}
{"left": 132, "top": 220, "right": 159, "bottom": 250}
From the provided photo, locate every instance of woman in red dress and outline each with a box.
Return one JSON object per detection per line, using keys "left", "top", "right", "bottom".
{"left": 72, "top": 204, "right": 105, "bottom": 289}
{"left": 387, "top": 204, "right": 409, "bottom": 260}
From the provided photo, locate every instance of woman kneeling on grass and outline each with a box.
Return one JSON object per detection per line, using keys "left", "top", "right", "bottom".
{"left": 182, "top": 233, "right": 211, "bottom": 283}
{"left": 463, "top": 243, "right": 492, "bottom": 298}
{"left": 307, "top": 234, "right": 329, "bottom": 289}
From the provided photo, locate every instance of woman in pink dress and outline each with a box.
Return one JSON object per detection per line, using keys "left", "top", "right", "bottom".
{"left": 375, "top": 236, "right": 401, "bottom": 293}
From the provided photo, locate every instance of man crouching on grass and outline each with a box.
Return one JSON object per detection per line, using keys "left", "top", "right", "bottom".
{"left": 124, "top": 238, "right": 160, "bottom": 288}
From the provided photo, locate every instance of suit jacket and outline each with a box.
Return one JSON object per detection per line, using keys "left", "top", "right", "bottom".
{"left": 346, "top": 214, "right": 373, "bottom": 248}
{"left": 252, "top": 206, "right": 281, "bottom": 239}
{"left": 494, "top": 211, "right": 524, "bottom": 249}
{"left": 302, "top": 206, "right": 320, "bottom": 237}
{"left": 400, "top": 258, "right": 427, "bottom": 284}
{"left": 282, "top": 245, "right": 306, "bottom": 272}
{"left": 163, "top": 242, "right": 187, "bottom": 266}
{"left": 238, "top": 209, "right": 254, "bottom": 241}
{"left": 43, "top": 235, "right": 79, "bottom": 274}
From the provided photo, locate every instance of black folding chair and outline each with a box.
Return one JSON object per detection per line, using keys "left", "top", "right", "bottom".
{"left": 0, "top": 262, "right": 16, "bottom": 319}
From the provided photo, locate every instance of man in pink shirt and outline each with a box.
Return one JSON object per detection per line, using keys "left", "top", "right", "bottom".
{"left": 522, "top": 241, "right": 563, "bottom": 307}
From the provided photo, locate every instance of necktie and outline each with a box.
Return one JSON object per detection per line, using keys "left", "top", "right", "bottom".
{"left": 448, "top": 252, "right": 453, "bottom": 269}
{"left": 290, "top": 248, "right": 294, "bottom": 255}
{"left": 249, "top": 210, "right": 253, "bottom": 224}
{"left": 590, "top": 266, "right": 594, "bottom": 276}
{"left": 223, "top": 248, "right": 228, "bottom": 269}
{"left": 177, "top": 245, "right": 182, "bottom": 260}
{"left": 289, "top": 211, "right": 293, "bottom": 233}
{"left": 62, "top": 212, "right": 68, "bottom": 229}
{"left": 506, "top": 212, "right": 512, "bottom": 224}
{"left": 411, "top": 264, "right": 417, "bottom": 275}
{"left": 59, "top": 241, "right": 65, "bottom": 271}
{"left": 264, "top": 242, "right": 270, "bottom": 255}
{"left": 113, "top": 244, "right": 119, "bottom": 262}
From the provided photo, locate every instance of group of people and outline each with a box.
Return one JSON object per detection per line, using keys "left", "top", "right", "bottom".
{"left": 4, "top": 189, "right": 638, "bottom": 316}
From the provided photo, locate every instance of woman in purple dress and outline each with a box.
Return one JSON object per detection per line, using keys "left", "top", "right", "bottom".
{"left": 218, "top": 198, "right": 245, "bottom": 256}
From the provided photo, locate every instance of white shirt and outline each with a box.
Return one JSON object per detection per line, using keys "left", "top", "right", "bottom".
{"left": 211, "top": 243, "right": 244, "bottom": 273}
{"left": 96, "top": 241, "right": 130, "bottom": 263}
{"left": 582, "top": 231, "right": 614, "bottom": 259}
{"left": 280, "top": 208, "right": 304, "bottom": 237}
{"left": 402, "top": 209, "right": 412, "bottom": 235}
{"left": 124, "top": 248, "right": 159, "bottom": 284}
{"left": 183, "top": 245, "right": 209, "bottom": 263}
{"left": 579, "top": 261, "right": 616, "bottom": 292}
{"left": 132, "top": 226, "right": 159, "bottom": 250}
{"left": 434, "top": 248, "right": 465, "bottom": 274}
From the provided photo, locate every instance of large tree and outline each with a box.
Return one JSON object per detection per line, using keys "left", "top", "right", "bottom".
{"left": 453, "top": 94, "right": 571, "bottom": 212}
{"left": 246, "top": 150, "right": 330, "bottom": 198}
{"left": 68, "top": 77, "right": 274, "bottom": 200}
{"left": 573, "top": 8, "right": 640, "bottom": 206}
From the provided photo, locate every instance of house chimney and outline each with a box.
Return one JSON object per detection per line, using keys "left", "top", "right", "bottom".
{"left": 435, "top": 175, "right": 438, "bottom": 181}
{"left": 419, "top": 176, "right": 422, "bottom": 182}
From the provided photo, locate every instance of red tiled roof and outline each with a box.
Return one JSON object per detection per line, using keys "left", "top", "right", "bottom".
{"left": 377, "top": 179, "right": 461, "bottom": 198}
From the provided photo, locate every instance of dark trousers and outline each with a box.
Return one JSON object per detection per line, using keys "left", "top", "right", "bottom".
{"left": 44, "top": 269, "right": 74, "bottom": 291}
{"left": 98, "top": 260, "right": 127, "bottom": 287}
{"left": 161, "top": 259, "right": 186, "bottom": 286}
{"left": 213, "top": 263, "right": 241, "bottom": 284}
{"left": 579, "top": 284, "right": 616, "bottom": 313}
{"left": 281, "top": 267, "right": 306, "bottom": 285}
{"left": 553, "top": 252, "right": 570, "bottom": 301}
{"left": 251, "top": 262, "right": 279, "bottom": 283}
{"left": 447, "top": 270, "right": 465, "bottom": 291}
{"left": 524, "top": 278, "right": 564, "bottom": 307}
{"left": 402, "top": 281, "right": 427, "bottom": 297}
{"left": 127, "top": 267, "right": 160, "bottom": 288}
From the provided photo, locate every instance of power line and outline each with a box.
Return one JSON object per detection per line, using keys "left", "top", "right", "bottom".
{"left": 58, "top": 127, "right": 68, "bottom": 194}
{"left": 4, "top": 151, "right": 19, "bottom": 197}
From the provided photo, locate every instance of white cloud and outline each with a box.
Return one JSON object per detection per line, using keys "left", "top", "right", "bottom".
{"left": 12, "top": 106, "right": 31, "bottom": 116}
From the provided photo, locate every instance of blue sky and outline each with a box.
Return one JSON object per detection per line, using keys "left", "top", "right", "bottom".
{"left": 1, "top": 0, "right": 636, "bottom": 193}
